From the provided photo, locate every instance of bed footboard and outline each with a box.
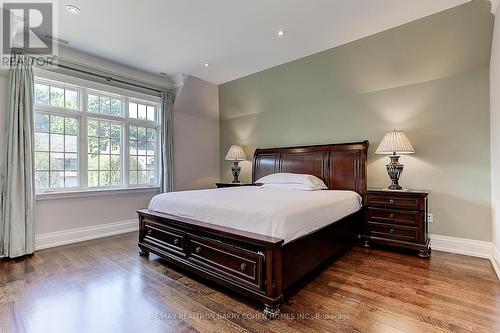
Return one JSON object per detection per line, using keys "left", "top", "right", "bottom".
{"left": 137, "top": 209, "right": 285, "bottom": 317}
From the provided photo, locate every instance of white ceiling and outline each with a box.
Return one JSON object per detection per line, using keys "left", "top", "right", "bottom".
{"left": 56, "top": 0, "right": 471, "bottom": 85}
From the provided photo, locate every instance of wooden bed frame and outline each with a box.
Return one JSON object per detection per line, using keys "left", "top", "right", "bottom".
{"left": 137, "top": 141, "right": 368, "bottom": 317}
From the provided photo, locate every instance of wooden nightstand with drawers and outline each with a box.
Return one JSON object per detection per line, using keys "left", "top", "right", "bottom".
{"left": 362, "top": 189, "right": 430, "bottom": 258}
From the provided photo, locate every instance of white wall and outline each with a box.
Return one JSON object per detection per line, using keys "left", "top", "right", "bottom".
{"left": 57, "top": 46, "right": 183, "bottom": 88}
{"left": 491, "top": 4, "right": 500, "bottom": 268}
{"left": 173, "top": 75, "right": 220, "bottom": 190}
{"left": 35, "top": 192, "right": 154, "bottom": 234}
{"left": 0, "top": 50, "right": 220, "bottom": 239}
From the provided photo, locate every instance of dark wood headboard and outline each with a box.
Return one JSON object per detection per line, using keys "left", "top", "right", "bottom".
{"left": 252, "top": 141, "right": 368, "bottom": 194}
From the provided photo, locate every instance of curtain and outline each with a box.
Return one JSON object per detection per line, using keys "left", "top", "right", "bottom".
{"left": 159, "top": 90, "right": 176, "bottom": 193}
{"left": 0, "top": 54, "right": 35, "bottom": 258}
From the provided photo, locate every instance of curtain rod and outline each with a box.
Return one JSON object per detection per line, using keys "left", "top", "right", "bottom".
{"left": 56, "top": 62, "right": 163, "bottom": 94}
{"left": 11, "top": 50, "right": 170, "bottom": 95}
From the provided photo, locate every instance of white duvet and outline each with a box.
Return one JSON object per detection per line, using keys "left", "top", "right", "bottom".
{"left": 148, "top": 187, "right": 362, "bottom": 243}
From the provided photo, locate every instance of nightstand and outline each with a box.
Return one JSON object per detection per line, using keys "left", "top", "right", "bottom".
{"left": 215, "top": 182, "right": 254, "bottom": 188}
{"left": 362, "top": 189, "right": 430, "bottom": 258}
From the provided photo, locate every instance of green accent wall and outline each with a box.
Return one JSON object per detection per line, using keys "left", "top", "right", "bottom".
{"left": 219, "top": 1, "right": 494, "bottom": 241}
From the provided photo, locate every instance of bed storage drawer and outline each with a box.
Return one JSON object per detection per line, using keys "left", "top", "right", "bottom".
{"left": 143, "top": 221, "right": 186, "bottom": 256}
{"left": 187, "top": 235, "right": 264, "bottom": 290}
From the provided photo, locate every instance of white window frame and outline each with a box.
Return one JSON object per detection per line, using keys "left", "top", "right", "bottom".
{"left": 34, "top": 70, "right": 161, "bottom": 196}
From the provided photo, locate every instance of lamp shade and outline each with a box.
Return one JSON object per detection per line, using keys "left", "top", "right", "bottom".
{"left": 225, "top": 145, "right": 247, "bottom": 161}
{"left": 375, "top": 130, "right": 415, "bottom": 155}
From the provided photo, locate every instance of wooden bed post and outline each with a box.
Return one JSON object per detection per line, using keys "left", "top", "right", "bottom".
{"left": 262, "top": 246, "right": 283, "bottom": 318}
{"left": 138, "top": 214, "right": 149, "bottom": 257}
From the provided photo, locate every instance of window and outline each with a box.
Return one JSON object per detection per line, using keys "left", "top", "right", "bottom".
{"left": 33, "top": 76, "right": 161, "bottom": 193}
{"left": 35, "top": 82, "right": 80, "bottom": 110}
{"left": 34, "top": 113, "right": 79, "bottom": 189}
{"left": 88, "top": 119, "right": 122, "bottom": 187}
{"left": 88, "top": 93, "right": 122, "bottom": 117}
{"left": 128, "top": 101, "right": 157, "bottom": 121}
{"left": 129, "top": 125, "right": 157, "bottom": 185}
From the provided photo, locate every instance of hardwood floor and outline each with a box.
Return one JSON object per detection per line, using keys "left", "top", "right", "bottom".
{"left": 1, "top": 232, "right": 499, "bottom": 333}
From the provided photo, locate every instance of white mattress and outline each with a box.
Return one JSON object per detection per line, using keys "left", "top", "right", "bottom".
{"left": 148, "top": 187, "right": 362, "bottom": 243}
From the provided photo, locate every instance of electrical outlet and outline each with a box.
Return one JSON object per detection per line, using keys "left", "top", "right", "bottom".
{"left": 427, "top": 213, "right": 433, "bottom": 223}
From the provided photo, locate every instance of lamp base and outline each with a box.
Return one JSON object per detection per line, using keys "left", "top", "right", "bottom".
{"left": 386, "top": 155, "right": 404, "bottom": 191}
{"left": 230, "top": 161, "right": 241, "bottom": 183}
{"left": 387, "top": 183, "right": 403, "bottom": 191}
{"left": 379, "top": 187, "right": 408, "bottom": 191}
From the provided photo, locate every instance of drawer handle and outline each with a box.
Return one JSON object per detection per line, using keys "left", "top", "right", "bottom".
{"left": 240, "top": 263, "right": 247, "bottom": 271}
{"left": 389, "top": 213, "right": 394, "bottom": 219}
{"left": 173, "top": 238, "right": 179, "bottom": 245}
{"left": 389, "top": 199, "right": 395, "bottom": 204}
{"left": 389, "top": 228, "right": 395, "bottom": 234}
{"left": 147, "top": 229, "right": 152, "bottom": 235}
{"left": 195, "top": 246, "right": 201, "bottom": 254}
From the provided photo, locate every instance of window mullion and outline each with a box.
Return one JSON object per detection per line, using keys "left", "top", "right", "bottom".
{"left": 124, "top": 97, "right": 130, "bottom": 187}
{"left": 34, "top": 107, "right": 81, "bottom": 118}
{"left": 48, "top": 114, "right": 52, "bottom": 189}
{"left": 83, "top": 113, "right": 122, "bottom": 122}
{"left": 80, "top": 88, "right": 88, "bottom": 190}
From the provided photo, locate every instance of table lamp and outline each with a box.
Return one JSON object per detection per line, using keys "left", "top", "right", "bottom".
{"left": 225, "top": 145, "right": 247, "bottom": 183}
{"left": 375, "top": 130, "right": 415, "bottom": 190}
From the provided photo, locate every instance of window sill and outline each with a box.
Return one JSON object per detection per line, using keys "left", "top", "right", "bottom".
{"left": 36, "top": 186, "right": 160, "bottom": 201}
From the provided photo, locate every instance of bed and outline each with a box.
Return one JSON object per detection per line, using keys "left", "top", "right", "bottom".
{"left": 137, "top": 141, "right": 368, "bottom": 317}
{"left": 148, "top": 187, "right": 362, "bottom": 243}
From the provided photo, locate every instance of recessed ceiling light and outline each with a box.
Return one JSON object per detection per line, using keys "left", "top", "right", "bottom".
{"left": 65, "top": 5, "right": 80, "bottom": 15}
{"left": 204, "top": 63, "right": 210, "bottom": 67}
{"left": 277, "top": 30, "right": 285, "bottom": 37}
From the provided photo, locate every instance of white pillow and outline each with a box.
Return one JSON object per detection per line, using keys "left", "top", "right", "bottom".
{"left": 256, "top": 173, "right": 327, "bottom": 189}
{"left": 260, "top": 183, "right": 326, "bottom": 191}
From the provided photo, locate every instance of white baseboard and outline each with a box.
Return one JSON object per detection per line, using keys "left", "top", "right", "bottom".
{"left": 429, "top": 234, "right": 492, "bottom": 258}
{"left": 491, "top": 245, "right": 500, "bottom": 280}
{"left": 430, "top": 234, "right": 500, "bottom": 280}
{"left": 35, "top": 219, "right": 138, "bottom": 250}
